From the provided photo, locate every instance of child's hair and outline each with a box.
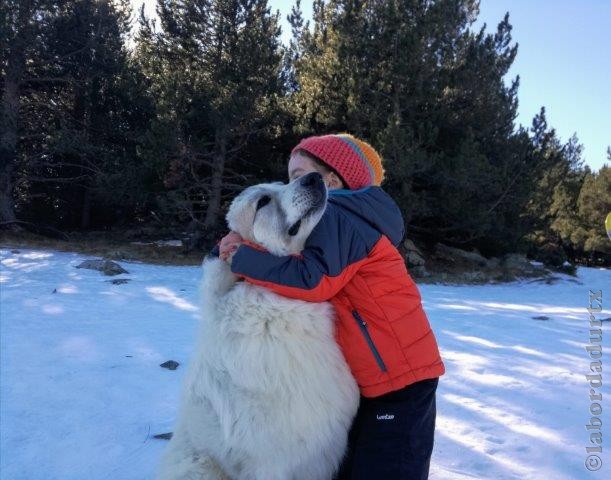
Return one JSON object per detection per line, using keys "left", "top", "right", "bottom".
{"left": 292, "top": 133, "right": 384, "bottom": 190}
{"left": 298, "top": 150, "right": 348, "bottom": 189}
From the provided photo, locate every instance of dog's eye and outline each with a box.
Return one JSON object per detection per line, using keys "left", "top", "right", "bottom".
{"left": 256, "top": 195, "right": 271, "bottom": 211}
{"left": 288, "top": 219, "right": 301, "bottom": 236}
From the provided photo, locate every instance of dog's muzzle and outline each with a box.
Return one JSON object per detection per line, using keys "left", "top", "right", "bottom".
{"left": 299, "top": 172, "right": 327, "bottom": 208}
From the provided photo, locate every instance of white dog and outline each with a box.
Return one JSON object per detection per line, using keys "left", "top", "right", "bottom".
{"left": 157, "top": 172, "right": 359, "bottom": 480}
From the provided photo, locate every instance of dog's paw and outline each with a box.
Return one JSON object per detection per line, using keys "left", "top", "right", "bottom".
{"left": 201, "top": 257, "right": 238, "bottom": 296}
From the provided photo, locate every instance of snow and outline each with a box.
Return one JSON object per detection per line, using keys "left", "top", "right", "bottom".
{"left": 1, "top": 247, "right": 609, "bottom": 480}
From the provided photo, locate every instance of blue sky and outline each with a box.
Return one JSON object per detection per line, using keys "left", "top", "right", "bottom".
{"left": 473, "top": 0, "right": 610, "bottom": 171}
{"left": 134, "top": 0, "right": 610, "bottom": 171}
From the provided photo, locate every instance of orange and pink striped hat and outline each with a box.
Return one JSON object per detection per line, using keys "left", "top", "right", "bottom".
{"left": 291, "top": 133, "right": 385, "bottom": 190}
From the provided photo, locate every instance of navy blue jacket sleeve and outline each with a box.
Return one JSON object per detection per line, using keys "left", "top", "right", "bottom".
{"left": 229, "top": 205, "right": 376, "bottom": 302}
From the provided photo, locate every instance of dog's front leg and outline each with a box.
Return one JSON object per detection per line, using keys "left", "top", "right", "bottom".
{"left": 157, "top": 448, "right": 230, "bottom": 480}
{"left": 200, "top": 257, "right": 238, "bottom": 298}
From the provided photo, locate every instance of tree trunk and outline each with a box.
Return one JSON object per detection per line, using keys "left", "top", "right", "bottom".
{"left": 203, "top": 127, "right": 227, "bottom": 231}
{"left": 0, "top": 152, "right": 17, "bottom": 225}
{"left": 0, "top": 2, "right": 31, "bottom": 226}
{"left": 0, "top": 8, "right": 31, "bottom": 227}
{"left": 80, "top": 187, "right": 91, "bottom": 229}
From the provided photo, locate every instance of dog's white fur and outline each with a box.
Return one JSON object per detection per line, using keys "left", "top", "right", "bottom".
{"left": 157, "top": 175, "right": 359, "bottom": 480}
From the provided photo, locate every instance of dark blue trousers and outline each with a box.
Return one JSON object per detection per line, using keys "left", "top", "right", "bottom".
{"left": 334, "top": 377, "right": 439, "bottom": 480}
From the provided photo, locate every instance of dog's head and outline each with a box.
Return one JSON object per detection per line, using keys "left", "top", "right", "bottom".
{"left": 226, "top": 172, "right": 328, "bottom": 256}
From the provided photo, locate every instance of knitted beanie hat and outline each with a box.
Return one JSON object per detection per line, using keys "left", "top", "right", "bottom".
{"left": 291, "top": 133, "right": 385, "bottom": 190}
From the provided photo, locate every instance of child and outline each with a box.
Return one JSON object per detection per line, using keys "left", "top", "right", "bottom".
{"left": 214, "top": 133, "right": 445, "bottom": 480}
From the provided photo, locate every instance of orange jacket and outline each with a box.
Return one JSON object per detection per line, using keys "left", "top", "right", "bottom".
{"left": 227, "top": 187, "right": 445, "bottom": 397}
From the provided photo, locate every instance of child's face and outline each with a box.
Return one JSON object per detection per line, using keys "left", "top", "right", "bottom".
{"left": 288, "top": 151, "right": 343, "bottom": 190}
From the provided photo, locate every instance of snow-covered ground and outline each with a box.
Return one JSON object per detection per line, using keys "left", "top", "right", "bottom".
{"left": 0, "top": 247, "right": 609, "bottom": 480}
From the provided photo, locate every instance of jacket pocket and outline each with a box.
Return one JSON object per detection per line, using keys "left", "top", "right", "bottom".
{"left": 352, "top": 309, "right": 388, "bottom": 372}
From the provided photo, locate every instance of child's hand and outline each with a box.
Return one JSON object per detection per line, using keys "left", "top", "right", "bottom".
{"left": 219, "top": 231, "right": 243, "bottom": 262}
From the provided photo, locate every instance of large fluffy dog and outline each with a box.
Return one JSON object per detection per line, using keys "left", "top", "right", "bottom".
{"left": 157, "top": 172, "right": 359, "bottom": 480}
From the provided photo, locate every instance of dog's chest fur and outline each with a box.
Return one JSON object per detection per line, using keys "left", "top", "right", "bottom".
{"left": 173, "top": 258, "right": 358, "bottom": 479}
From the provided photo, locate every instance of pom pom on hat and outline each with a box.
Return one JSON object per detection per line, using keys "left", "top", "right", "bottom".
{"left": 291, "top": 133, "right": 385, "bottom": 190}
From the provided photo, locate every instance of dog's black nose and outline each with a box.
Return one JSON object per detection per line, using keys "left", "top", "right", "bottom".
{"left": 300, "top": 172, "right": 323, "bottom": 188}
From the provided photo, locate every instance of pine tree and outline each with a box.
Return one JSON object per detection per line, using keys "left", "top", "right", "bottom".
{"left": 574, "top": 165, "right": 611, "bottom": 261}
{"left": 524, "top": 108, "right": 591, "bottom": 262}
{"left": 0, "top": 0, "right": 56, "bottom": 227}
{"left": 39, "top": 0, "right": 149, "bottom": 228}
{"left": 287, "top": 0, "right": 541, "bottom": 254}
{"left": 135, "top": 0, "right": 284, "bottom": 242}
{"left": 2, "top": 0, "right": 153, "bottom": 230}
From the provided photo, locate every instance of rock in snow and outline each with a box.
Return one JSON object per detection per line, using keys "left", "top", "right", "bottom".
{"left": 159, "top": 360, "right": 180, "bottom": 371}
{"left": 76, "top": 259, "right": 128, "bottom": 276}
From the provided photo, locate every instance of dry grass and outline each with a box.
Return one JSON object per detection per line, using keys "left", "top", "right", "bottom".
{"left": 0, "top": 230, "right": 204, "bottom": 266}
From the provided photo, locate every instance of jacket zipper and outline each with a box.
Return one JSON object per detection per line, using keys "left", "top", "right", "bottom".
{"left": 352, "top": 309, "right": 388, "bottom": 372}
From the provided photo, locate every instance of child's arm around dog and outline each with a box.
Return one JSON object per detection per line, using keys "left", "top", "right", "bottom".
{"left": 213, "top": 186, "right": 405, "bottom": 303}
